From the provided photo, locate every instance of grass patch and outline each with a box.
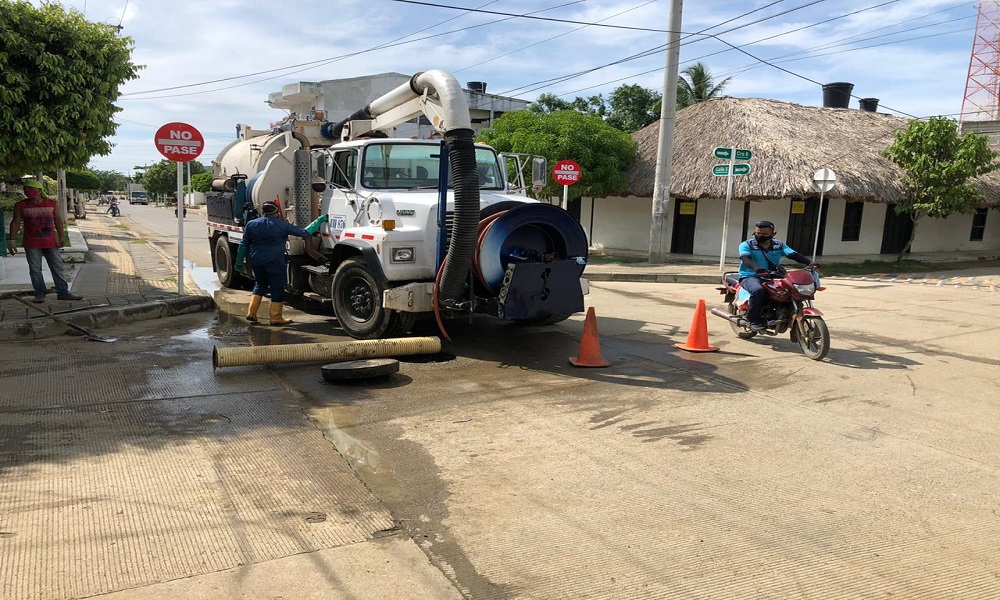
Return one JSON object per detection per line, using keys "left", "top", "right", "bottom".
{"left": 131, "top": 238, "right": 148, "bottom": 244}
{"left": 111, "top": 224, "right": 130, "bottom": 231}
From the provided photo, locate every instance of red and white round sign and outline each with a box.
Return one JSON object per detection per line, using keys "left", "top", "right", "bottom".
{"left": 552, "top": 159, "right": 581, "bottom": 186}
{"left": 153, "top": 122, "right": 204, "bottom": 162}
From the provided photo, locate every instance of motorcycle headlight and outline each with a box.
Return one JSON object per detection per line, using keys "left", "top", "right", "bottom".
{"left": 793, "top": 283, "right": 816, "bottom": 295}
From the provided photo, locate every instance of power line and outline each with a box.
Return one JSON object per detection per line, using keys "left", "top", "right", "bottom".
{"left": 122, "top": 0, "right": 584, "bottom": 98}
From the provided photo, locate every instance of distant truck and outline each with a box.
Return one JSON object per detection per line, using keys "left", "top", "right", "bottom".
{"left": 128, "top": 184, "right": 148, "bottom": 205}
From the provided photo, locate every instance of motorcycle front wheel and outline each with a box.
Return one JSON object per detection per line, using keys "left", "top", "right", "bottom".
{"left": 795, "top": 316, "right": 830, "bottom": 360}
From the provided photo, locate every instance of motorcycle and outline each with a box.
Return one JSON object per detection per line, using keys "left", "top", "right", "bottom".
{"left": 107, "top": 203, "right": 121, "bottom": 217}
{"left": 711, "top": 266, "right": 830, "bottom": 360}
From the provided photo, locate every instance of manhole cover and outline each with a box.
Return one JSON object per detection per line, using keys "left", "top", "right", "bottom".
{"left": 321, "top": 358, "right": 400, "bottom": 382}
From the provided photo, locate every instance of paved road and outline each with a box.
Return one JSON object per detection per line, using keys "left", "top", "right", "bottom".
{"left": 3, "top": 278, "right": 999, "bottom": 598}
{"left": 244, "top": 279, "right": 1000, "bottom": 598}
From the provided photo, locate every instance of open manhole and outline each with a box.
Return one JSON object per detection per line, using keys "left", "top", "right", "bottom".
{"left": 321, "top": 358, "right": 400, "bottom": 382}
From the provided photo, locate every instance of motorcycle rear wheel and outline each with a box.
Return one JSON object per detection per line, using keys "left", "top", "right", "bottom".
{"left": 728, "top": 302, "right": 757, "bottom": 339}
{"left": 795, "top": 316, "right": 830, "bottom": 360}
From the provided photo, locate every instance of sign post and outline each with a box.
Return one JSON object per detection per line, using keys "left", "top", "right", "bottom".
{"left": 154, "top": 122, "right": 204, "bottom": 295}
{"left": 552, "top": 159, "right": 581, "bottom": 210}
{"left": 713, "top": 147, "right": 752, "bottom": 270}
{"left": 811, "top": 168, "right": 837, "bottom": 262}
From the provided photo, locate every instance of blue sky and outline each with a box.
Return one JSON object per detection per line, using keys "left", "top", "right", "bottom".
{"left": 64, "top": 0, "right": 979, "bottom": 175}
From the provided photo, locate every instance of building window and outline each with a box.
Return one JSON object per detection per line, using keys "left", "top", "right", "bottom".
{"left": 970, "top": 207, "right": 988, "bottom": 241}
{"left": 841, "top": 202, "right": 864, "bottom": 241}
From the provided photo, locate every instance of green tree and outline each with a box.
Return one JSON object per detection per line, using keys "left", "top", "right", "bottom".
{"left": 529, "top": 93, "right": 605, "bottom": 117}
{"left": 0, "top": 2, "right": 142, "bottom": 177}
{"left": 89, "top": 169, "right": 129, "bottom": 193}
{"left": 882, "top": 116, "right": 997, "bottom": 261}
{"left": 142, "top": 160, "right": 207, "bottom": 196}
{"left": 606, "top": 84, "right": 661, "bottom": 132}
{"left": 676, "top": 62, "right": 732, "bottom": 109}
{"left": 190, "top": 172, "right": 213, "bottom": 193}
{"left": 64, "top": 169, "right": 101, "bottom": 190}
{"left": 477, "top": 110, "right": 638, "bottom": 200}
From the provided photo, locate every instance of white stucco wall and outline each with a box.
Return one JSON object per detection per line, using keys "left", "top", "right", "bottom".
{"left": 911, "top": 210, "right": 1000, "bottom": 252}
{"left": 820, "top": 200, "right": 885, "bottom": 256}
{"left": 579, "top": 196, "right": 998, "bottom": 256}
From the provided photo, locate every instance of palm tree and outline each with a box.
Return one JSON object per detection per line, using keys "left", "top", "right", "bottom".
{"left": 676, "top": 62, "right": 733, "bottom": 109}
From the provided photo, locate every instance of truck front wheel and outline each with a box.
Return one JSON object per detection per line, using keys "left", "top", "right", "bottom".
{"left": 332, "top": 258, "right": 414, "bottom": 339}
{"left": 215, "top": 236, "right": 251, "bottom": 289}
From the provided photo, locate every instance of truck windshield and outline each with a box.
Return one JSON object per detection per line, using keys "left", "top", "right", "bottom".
{"left": 361, "top": 143, "right": 503, "bottom": 191}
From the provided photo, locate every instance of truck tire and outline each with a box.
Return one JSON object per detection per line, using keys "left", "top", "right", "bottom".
{"left": 215, "top": 236, "right": 251, "bottom": 289}
{"left": 332, "top": 258, "right": 415, "bottom": 339}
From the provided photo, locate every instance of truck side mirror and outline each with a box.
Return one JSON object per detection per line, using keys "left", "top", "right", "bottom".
{"left": 531, "top": 157, "right": 547, "bottom": 193}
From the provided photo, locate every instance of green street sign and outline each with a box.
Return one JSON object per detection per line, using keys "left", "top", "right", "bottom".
{"left": 714, "top": 147, "right": 752, "bottom": 160}
{"left": 712, "top": 164, "right": 751, "bottom": 176}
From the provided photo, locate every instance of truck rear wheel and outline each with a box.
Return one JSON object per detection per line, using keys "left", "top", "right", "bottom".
{"left": 332, "top": 258, "right": 414, "bottom": 339}
{"left": 215, "top": 236, "right": 251, "bottom": 289}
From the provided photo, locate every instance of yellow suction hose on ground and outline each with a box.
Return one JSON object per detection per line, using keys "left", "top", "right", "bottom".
{"left": 213, "top": 336, "right": 441, "bottom": 369}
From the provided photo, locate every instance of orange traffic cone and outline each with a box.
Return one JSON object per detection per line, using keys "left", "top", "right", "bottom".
{"left": 675, "top": 299, "right": 720, "bottom": 353}
{"left": 569, "top": 307, "right": 611, "bottom": 367}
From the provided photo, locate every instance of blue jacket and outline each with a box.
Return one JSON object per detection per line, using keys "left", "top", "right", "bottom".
{"left": 738, "top": 238, "right": 798, "bottom": 278}
{"left": 242, "top": 215, "right": 311, "bottom": 266}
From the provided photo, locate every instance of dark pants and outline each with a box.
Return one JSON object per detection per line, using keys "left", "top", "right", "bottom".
{"left": 740, "top": 276, "right": 769, "bottom": 325}
{"left": 250, "top": 259, "right": 287, "bottom": 302}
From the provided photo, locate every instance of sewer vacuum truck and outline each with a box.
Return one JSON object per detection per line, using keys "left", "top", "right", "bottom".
{"left": 207, "top": 69, "right": 589, "bottom": 340}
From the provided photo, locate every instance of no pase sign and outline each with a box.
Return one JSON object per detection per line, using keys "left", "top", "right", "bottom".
{"left": 154, "top": 122, "right": 204, "bottom": 162}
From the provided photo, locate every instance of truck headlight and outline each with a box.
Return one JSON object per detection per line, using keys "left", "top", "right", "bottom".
{"left": 391, "top": 247, "right": 414, "bottom": 263}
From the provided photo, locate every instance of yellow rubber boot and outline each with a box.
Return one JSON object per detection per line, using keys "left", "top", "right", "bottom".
{"left": 246, "top": 295, "right": 263, "bottom": 323}
{"left": 269, "top": 302, "right": 293, "bottom": 325}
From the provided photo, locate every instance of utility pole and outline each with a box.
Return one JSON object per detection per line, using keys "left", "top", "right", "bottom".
{"left": 648, "top": 0, "right": 684, "bottom": 263}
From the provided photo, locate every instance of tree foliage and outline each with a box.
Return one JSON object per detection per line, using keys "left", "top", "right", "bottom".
{"left": 606, "top": 84, "right": 661, "bottom": 132}
{"left": 0, "top": 1, "right": 141, "bottom": 177}
{"left": 477, "top": 110, "right": 638, "bottom": 200}
{"left": 142, "top": 160, "right": 207, "bottom": 196}
{"left": 87, "top": 169, "right": 128, "bottom": 193}
{"left": 190, "top": 172, "right": 213, "bottom": 193}
{"left": 65, "top": 169, "right": 101, "bottom": 190}
{"left": 677, "top": 62, "right": 731, "bottom": 109}
{"left": 882, "top": 116, "right": 997, "bottom": 260}
{"left": 528, "top": 93, "right": 605, "bottom": 117}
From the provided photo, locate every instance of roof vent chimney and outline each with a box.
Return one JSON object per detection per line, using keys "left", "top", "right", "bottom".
{"left": 467, "top": 81, "right": 487, "bottom": 94}
{"left": 859, "top": 97, "right": 879, "bottom": 112}
{"left": 822, "top": 82, "right": 853, "bottom": 108}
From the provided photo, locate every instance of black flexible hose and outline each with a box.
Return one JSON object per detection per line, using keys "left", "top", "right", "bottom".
{"left": 438, "top": 129, "right": 479, "bottom": 301}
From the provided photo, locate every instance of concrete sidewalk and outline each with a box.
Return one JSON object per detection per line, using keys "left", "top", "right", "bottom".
{"left": 0, "top": 215, "right": 214, "bottom": 342}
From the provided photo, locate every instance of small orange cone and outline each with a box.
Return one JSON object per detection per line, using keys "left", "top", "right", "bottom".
{"left": 569, "top": 307, "right": 611, "bottom": 367}
{"left": 675, "top": 299, "right": 720, "bottom": 353}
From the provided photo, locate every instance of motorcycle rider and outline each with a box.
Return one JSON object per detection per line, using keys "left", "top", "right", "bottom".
{"left": 739, "top": 220, "right": 819, "bottom": 332}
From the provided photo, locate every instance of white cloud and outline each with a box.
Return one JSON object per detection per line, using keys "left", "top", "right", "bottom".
{"left": 33, "top": 0, "right": 979, "bottom": 174}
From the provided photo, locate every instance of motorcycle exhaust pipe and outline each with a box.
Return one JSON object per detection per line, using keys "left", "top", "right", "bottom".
{"left": 710, "top": 308, "right": 746, "bottom": 326}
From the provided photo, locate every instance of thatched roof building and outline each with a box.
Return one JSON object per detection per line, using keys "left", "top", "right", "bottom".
{"left": 626, "top": 96, "right": 1000, "bottom": 205}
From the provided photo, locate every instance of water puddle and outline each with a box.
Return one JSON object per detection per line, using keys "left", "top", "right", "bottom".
{"left": 184, "top": 260, "right": 221, "bottom": 295}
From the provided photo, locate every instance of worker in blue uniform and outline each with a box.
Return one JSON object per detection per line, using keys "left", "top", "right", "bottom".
{"left": 238, "top": 201, "right": 325, "bottom": 325}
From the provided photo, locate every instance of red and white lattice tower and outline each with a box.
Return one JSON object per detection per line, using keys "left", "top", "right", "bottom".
{"left": 961, "top": 0, "right": 1000, "bottom": 123}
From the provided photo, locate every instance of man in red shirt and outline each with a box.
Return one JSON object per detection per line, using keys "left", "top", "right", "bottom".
{"left": 6, "top": 180, "right": 83, "bottom": 303}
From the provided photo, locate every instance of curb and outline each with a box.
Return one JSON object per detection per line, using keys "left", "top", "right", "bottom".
{"left": 0, "top": 295, "right": 216, "bottom": 342}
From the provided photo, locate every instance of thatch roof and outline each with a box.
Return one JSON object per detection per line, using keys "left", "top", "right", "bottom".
{"left": 625, "top": 96, "right": 1000, "bottom": 205}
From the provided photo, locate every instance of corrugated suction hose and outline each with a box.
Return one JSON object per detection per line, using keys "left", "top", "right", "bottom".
{"left": 213, "top": 336, "right": 442, "bottom": 369}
